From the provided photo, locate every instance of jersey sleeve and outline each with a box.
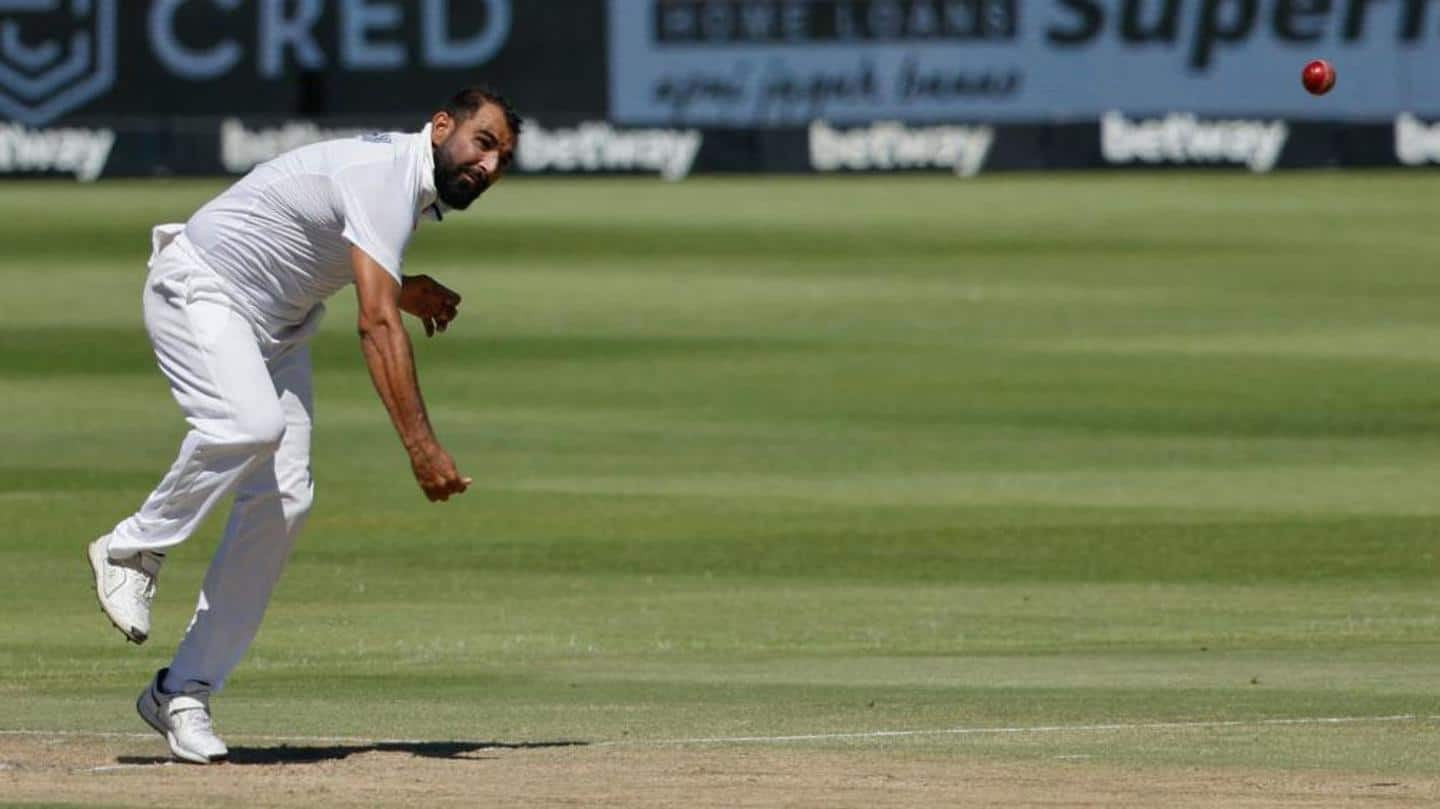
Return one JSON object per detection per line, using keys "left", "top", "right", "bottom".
{"left": 334, "top": 157, "right": 415, "bottom": 284}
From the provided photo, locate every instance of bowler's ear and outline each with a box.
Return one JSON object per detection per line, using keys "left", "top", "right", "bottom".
{"left": 431, "top": 111, "right": 454, "bottom": 146}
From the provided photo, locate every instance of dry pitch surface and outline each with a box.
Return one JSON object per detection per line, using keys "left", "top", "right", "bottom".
{"left": 3, "top": 733, "right": 1439, "bottom": 808}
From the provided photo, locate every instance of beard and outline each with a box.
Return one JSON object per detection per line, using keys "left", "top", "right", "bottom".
{"left": 433, "top": 142, "right": 488, "bottom": 210}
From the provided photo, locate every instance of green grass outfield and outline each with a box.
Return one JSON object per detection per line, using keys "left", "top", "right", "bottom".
{"left": 1, "top": 172, "right": 1438, "bottom": 774}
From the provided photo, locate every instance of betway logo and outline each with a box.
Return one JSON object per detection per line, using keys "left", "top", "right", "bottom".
{"left": 809, "top": 121, "right": 992, "bottom": 177}
{"left": 516, "top": 120, "right": 702, "bottom": 181}
{"left": 1395, "top": 113, "right": 1440, "bottom": 166}
{"left": 221, "top": 119, "right": 368, "bottom": 173}
{"left": 0, "top": 123, "right": 114, "bottom": 181}
{"left": 1101, "top": 112, "right": 1287, "bottom": 173}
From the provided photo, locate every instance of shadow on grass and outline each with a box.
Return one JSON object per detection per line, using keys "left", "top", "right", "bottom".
{"left": 119, "top": 738, "right": 588, "bottom": 766}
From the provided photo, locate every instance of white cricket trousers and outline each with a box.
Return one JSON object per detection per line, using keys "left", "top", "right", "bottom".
{"left": 107, "top": 225, "right": 317, "bottom": 694}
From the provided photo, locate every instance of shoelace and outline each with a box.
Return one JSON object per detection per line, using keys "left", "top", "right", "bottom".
{"left": 172, "top": 703, "right": 216, "bottom": 734}
{"left": 169, "top": 696, "right": 214, "bottom": 734}
{"left": 119, "top": 552, "right": 163, "bottom": 605}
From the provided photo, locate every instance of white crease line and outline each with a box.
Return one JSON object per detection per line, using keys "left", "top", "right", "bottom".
{"left": 6, "top": 714, "right": 1440, "bottom": 750}
{"left": 607, "top": 714, "right": 1440, "bottom": 746}
{"left": 1, "top": 730, "right": 154, "bottom": 740}
{"left": 89, "top": 763, "right": 175, "bottom": 773}
{"left": 0, "top": 729, "right": 407, "bottom": 745}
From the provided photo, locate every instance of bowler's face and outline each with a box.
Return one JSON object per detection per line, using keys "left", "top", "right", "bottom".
{"left": 431, "top": 104, "right": 516, "bottom": 209}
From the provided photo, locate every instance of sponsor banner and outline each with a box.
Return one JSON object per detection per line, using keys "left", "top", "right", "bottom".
{"left": 217, "top": 118, "right": 710, "bottom": 180}
{"left": 0, "top": 117, "right": 1434, "bottom": 181}
{"left": 517, "top": 120, "right": 705, "bottom": 180}
{"left": 0, "top": 1, "right": 606, "bottom": 126}
{"left": 809, "top": 121, "right": 994, "bottom": 176}
{"left": 1100, "top": 112, "right": 1288, "bottom": 173}
{"left": 0, "top": 0, "right": 116, "bottom": 127}
{"left": 1395, "top": 113, "right": 1440, "bottom": 166}
{"left": 220, "top": 119, "right": 371, "bottom": 174}
{"left": 0, "top": 123, "right": 115, "bottom": 181}
{"left": 609, "top": 0, "right": 1440, "bottom": 126}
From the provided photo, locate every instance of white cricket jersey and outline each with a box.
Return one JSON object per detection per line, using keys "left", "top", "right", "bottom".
{"left": 183, "top": 124, "right": 443, "bottom": 332}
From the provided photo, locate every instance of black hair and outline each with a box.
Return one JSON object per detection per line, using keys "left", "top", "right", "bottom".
{"left": 441, "top": 86, "right": 522, "bottom": 140}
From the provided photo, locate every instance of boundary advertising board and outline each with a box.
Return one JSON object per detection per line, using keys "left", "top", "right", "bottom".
{"left": 1, "top": 114, "right": 1434, "bottom": 181}
{"left": 0, "top": 1, "right": 605, "bottom": 125}
{"left": 1, "top": 1, "right": 1439, "bottom": 178}
{"left": 609, "top": 0, "right": 1440, "bottom": 126}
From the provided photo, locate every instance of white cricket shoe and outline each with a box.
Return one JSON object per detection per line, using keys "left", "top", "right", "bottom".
{"left": 137, "top": 669, "right": 229, "bottom": 764}
{"left": 86, "top": 535, "right": 162, "bottom": 644}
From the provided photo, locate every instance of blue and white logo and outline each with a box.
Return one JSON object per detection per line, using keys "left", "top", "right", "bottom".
{"left": 0, "top": 0, "right": 116, "bottom": 125}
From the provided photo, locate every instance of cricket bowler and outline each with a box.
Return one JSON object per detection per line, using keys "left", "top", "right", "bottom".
{"left": 85, "top": 87, "right": 519, "bottom": 763}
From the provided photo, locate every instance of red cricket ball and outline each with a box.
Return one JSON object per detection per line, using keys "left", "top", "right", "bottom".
{"left": 1302, "top": 59, "right": 1336, "bottom": 96}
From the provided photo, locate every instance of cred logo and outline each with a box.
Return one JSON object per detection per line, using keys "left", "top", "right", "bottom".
{"left": 0, "top": 0, "right": 115, "bottom": 125}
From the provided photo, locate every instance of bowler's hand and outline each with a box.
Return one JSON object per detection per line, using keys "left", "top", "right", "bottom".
{"left": 409, "top": 442, "right": 472, "bottom": 502}
{"left": 398, "top": 274, "right": 461, "bottom": 337}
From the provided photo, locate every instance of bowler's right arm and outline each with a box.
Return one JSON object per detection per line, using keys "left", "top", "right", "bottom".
{"left": 351, "top": 245, "right": 471, "bottom": 502}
